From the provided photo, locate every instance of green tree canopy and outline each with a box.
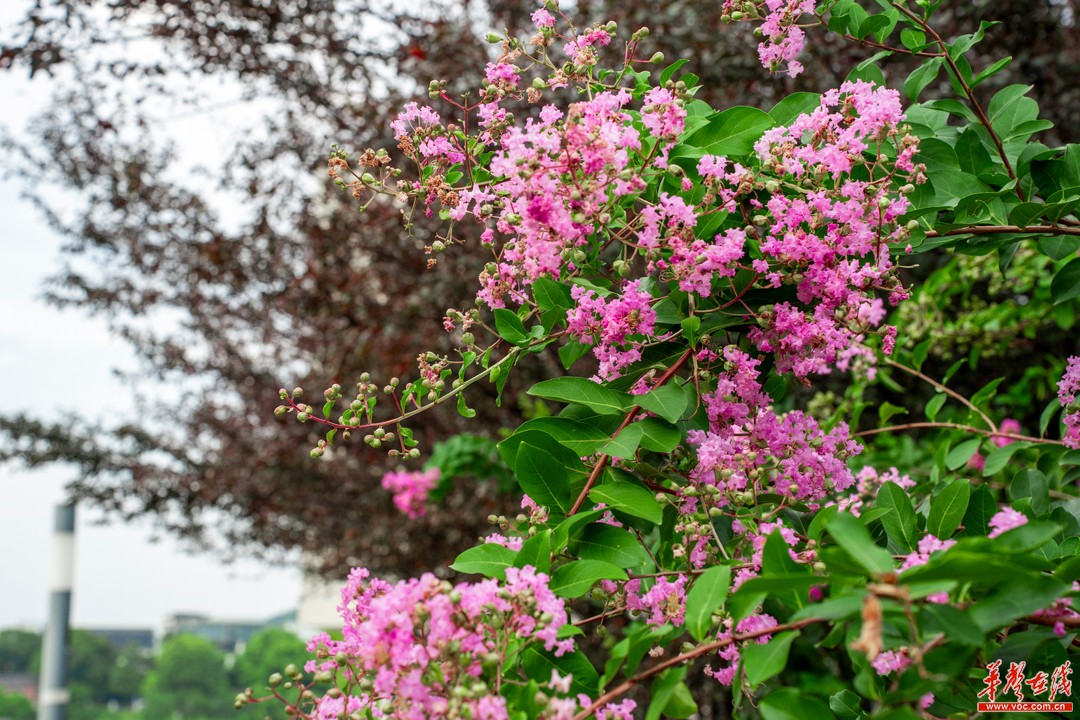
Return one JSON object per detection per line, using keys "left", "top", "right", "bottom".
{"left": 141, "top": 635, "right": 230, "bottom": 720}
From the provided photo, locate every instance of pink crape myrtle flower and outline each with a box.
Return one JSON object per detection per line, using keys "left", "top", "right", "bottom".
{"left": 306, "top": 565, "right": 575, "bottom": 719}
{"left": 988, "top": 507, "right": 1028, "bottom": 538}
{"left": 872, "top": 649, "right": 912, "bottom": 676}
{"left": 1059, "top": 356, "right": 1080, "bottom": 448}
{"left": 380, "top": 467, "right": 439, "bottom": 519}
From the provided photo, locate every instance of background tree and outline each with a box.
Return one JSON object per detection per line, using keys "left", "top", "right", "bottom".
{"left": 106, "top": 644, "right": 154, "bottom": 708}
{"left": 0, "top": 0, "right": 1077, "bottom": 582}
{"left": 140, "top": 635, "right": 229, "bottom": 720}
{"left": 0, "top": 687, "right": 34, "bottom": 720}
{"left": 0, "top": 630, "right": 38, "bottom": 674}
{"left": 231, "top": 628, "right": 306, "bottom": 694}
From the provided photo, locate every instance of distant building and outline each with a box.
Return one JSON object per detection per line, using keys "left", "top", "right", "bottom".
{"left": 85, "top": 627, "right": 154, "bottom": 651}
{"left": 163, "top": 610, "right": 297, "bottom": 654}
{"left": 0, "top": 673, "right": 36, "bottom": 703}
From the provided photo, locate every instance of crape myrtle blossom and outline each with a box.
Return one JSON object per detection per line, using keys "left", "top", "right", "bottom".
{"left": 1059, "top": 356, "right": 1080, "bottom": 448}
{"left": 380, "top": 467, "right": 439, "bottom": 519}
{"left": 304, "top": 566, "right": 574, "bottom": 720}
{"left": 687, "top": 346, "right": 860, "bottom": 507}
{"left": 988, "top": 507, "right": 1028, "bottom": 539}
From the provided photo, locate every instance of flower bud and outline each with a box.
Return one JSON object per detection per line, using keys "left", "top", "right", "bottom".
{"left": 650, "top": 52, "right": 664, "bottom": 64}
{"left": 486, "top": 32, "right": 502, "bottom": 43}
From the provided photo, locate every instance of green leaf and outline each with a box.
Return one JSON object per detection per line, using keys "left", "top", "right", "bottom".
{"left": 1052, "top": 256, "right": 1080, "bottom": 305}
{"left": 946, "top": 438, "right": 981, "bottom": 470}
{"left": 768, "top": 93, "right": 820, "bottom": 126}
{"left": 514, "top": 530, "right": 552, "bottom": 574}
{"left": 961, "top": 484, "right": 997, "bottom": 536}
{"left": 927, "top": 480, "right": 971, "bottom": 538}
{"left": 601, "top": 418, "right": 681, "bottom": 458}
{"left": 925, "top": 393, "right": 947, "bottom": 421}
{"left": 511, "top": 417, "right": 611, "bottom": 457}
{"left": 571, "top": 524, "right": 652, "bottom": 569}
{"left": 644, "top": 667, "right": 683, "bottom": 720}
{"left": 450, "top": 543, "right": 518, "bottom": 579}
{"left": 874, "top": 482, "right": 918, "bottom": 553}
{"left": 635, "top": 383, "right": 691, "bottom": 423}
{"left": 514, "top": 435, "right": 577, "bottom": 519}
{"left": 791, "top": 592, "right": 864, "bottom": 622}
{"left": 982, "top": 441, "right": 1030, "bottom": 476}
{"left": 904, "top": 57, "right": 943, "bottom": 101}
{"left": 682, "top": 106, "right": 775, "bottom": 157}
{"left": 878, "top": 402, "right": 908, "bottom": 425}
{"left": 1038, "top": 236, "right": 1080, "bottom": 261}
{"left": 527, "top": 377, "right": 632, "bottom": 415}
{"left": 760, "top": 688, "right": 836, "bottom": 720}
{"left": 532, "top": 277, "right": 572, "bottom": 311}
{"left": 588, "top": 481, "right": 663, "bottom": 525}
{"left": 685, "top": 565, "right": 732, "bottom": 642}
{"left": 920, "top": 604, "right": 984, "bottom": 646}
{"left": 659, "top": 58, "right": 689, "bottom": 86}
{"left": 521, "top": 647, "right": 598, "bottom": 697}
{"left": 743, "top": 631, "right": 799, "bottom": 688}
{"left": 972, "top": 56, "right": 1013, "bottom": 86}
{"left": 829, "top": 690, "right": 864, "bottom": 720}
{"left": 558, "top": 340, "right": 592, "bottom": 370}
{"left": 549, "top": 559, "right": 627, "bottom": 598}
{"left": 1009, "top": 469, "right": 1049, "bottom": 515}
{"left": 968, "top": 574, "right": 1066, "bottom": 631}
{"left": 494, "top": 308, "right": 528, "bottom": 345}
{"left": 827, "top": 513, "right": 895, "bottom": 576}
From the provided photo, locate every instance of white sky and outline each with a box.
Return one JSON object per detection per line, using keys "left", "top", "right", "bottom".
{"left": 0, "top": 4, "right": 308, "bottom": 633}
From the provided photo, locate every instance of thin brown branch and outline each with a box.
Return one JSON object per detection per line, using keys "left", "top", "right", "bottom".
{"left": 572, "top": 617, "right": 826, "bottom": 720}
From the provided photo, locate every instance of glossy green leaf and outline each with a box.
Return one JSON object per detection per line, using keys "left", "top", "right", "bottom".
{"left": 493, "top": 308, "right": 528, "bottom": 345}
{"left": 522, "top": 647, "right": 598, "bottom": 696}
{"left": 516, "top": 440, "right": 575, "bottom": 518}
{"left": 1052, "top": 256, "right": 1080, "bottom": 304}
{"left": 450, "top": 543, "right": 518, "bottom": 579}
{"left": 527, "top": 377, "right": 632, "bottom": 415}
{"left": 685, "top": 565, "right": 732, "bottom": 642}
{"left": 946, "top": 438, "right": 981, "bottom": 470}
{"left": 571, "top": 524, "right": 652, "bottom": 569}
{"left": 874, "top": 481, "right": 918, "bottom": 553}
{"left": 588, "top": 481, "right": 663, "bottom": 525}
{"left": 514, "top": 530, "right": 552, "bottom": 574}
{"left": 827, "top": 512, "right": 894, "bottom": 576}
{"left": 683, "top": 106, "right": 775, "bottom": 157}
{"left": 927, "top": 480, "right": 971, "bottom": 538}
{"left": 550, "top": 559, "right": 627, "bottom": 598}
{"left": 635, "top": 383, "right": 691, "bottom": 424}
{"left": 743, "top": 631, "right": 799, "bottom": 688}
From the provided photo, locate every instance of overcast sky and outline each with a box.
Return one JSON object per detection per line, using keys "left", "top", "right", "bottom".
{"left": 0, "top": 4, "right": 307, "bottom": 632}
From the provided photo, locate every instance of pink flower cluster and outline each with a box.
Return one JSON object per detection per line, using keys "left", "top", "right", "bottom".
{"left": 305, "top": 566, "right": 574, "bottom": 720}
{"left": 452, "top": 90, "right": 643, "bottom": 309}
{"left": 380, "top": 467, "right": 439, "bottom": 519}
{"left": 756, "top": 0, "right": 817, "bottom": 78}
{"left": 687, "top": 346, "right": 860, "bottom": 504}
{"left": 743, "top": 81, "right": 921, "bottom": 377}
{"left": 836, "top": 466, "right": 915, "bottom": 516}
{"left": 988, "top": 507, "right": 1028, "bottom": 538}
{"left": 704, "top": 613, "right": 778, "bottom": 686}
{"left": 872, "top": 649, "right": 912, "bottom": 676}
{"left": 1058, "top": 356, "right": 1080, "bottom": 449}
{"left": 566, "top": 280, "right": 658, "bottom": 380}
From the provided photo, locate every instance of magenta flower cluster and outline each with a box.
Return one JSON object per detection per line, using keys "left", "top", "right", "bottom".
{"left": 305, "top": 566, "right": 574, "bottom": 720}
{"left": 1059, "top": 356, "right": 1080, "bottom": 448}
{"left": 380, "top": 468, "right": 439, "bottom": 519}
